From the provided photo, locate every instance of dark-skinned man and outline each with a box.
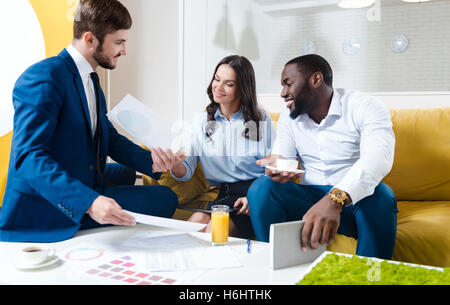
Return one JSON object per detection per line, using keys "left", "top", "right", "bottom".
{"left": 247, "top": 54, "right": 398, "bottom": 260}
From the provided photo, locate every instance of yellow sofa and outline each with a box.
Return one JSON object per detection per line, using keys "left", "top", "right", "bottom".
{"left": 143, "top": 107, "right": 450, "bottom": 268}
{"left": 0, "top": 131, "right": 13, "bottom": 208}
{"left": 327, "top": 107, "right": 450, "bottom": 268}
{"left": 142, "top": 162, "right": 219, "bottom": 221}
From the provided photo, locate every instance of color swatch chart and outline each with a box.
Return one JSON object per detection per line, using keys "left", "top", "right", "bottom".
{"left": 85, "top": 255, "right": 178, "bottom": 285}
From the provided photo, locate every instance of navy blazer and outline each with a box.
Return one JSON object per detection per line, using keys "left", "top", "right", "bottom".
{"left": 0, "top": 49, "right": 161, "bottom": 242}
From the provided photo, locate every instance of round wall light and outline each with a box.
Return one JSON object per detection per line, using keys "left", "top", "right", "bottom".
{"left": 391, "top": 34, "right": 409, "bottom": 53}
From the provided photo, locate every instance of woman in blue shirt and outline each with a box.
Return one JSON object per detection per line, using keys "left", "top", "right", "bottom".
{"left": 152, "top": 55, "right": 274, "bottom": 239}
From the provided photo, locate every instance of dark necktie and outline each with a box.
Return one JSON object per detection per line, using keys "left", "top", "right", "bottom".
{"left": 90, "top": 72, "right": 113, "bottom": 187}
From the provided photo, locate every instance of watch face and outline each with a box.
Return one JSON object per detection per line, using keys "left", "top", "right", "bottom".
{"left": 332, "top": 189, "right": 346, "bottom": 200}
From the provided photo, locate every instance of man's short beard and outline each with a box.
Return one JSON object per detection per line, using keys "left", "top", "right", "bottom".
{"left": 289, "top": 83, "right": 312, "bottom": 119}
{"left": 289, "top": 101, "right": 303, "bottom": 119}
{"left": 93, "top": 43, "right": 116, "bottom": 70}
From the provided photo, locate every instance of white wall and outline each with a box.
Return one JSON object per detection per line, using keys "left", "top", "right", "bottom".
{"left": 109, "top": 0, "right": 180, "bottom": 141}
{"left": 182, "top": 0, "right": 271, "bottom": 123}
{"left": 0, "top": 1, "right": 45, "bottom": 137}
{"left": 267, "top": 0, "right": 450, "bottom": 93}
{"left": 109, "top": 0, "right": 450, "bottom": 138}
{"left": 183, "top": 0, "right": 450, "bottom": 120}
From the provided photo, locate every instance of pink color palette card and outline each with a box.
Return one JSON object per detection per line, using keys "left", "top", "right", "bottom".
{"left": 85, "top": 255, "right": 178, "bottom": 285}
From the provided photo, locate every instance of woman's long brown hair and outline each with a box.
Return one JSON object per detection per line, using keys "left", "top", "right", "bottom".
{"left": 205, "top": 55, "right": 264, "bottom": 141}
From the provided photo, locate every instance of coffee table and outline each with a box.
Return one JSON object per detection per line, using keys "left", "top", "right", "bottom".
{"left": 0, "top": 224, "right": 312, "bottom": 285}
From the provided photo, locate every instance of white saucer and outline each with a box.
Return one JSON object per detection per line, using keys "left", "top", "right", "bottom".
{"left": 266, "top": 165, "right": 305, "bottom": 174}
{"left": 13, "top": 255, "right": 60, "bottom": 271}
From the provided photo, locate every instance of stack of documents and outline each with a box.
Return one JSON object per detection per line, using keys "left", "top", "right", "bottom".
{"left": 121, "top": 231, "right": 242, "bottom": 272}
{"left": 122, "top": 211, "right": 242, "bottom": 271}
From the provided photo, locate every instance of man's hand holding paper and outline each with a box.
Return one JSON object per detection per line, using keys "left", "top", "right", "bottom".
{"left": 87, "top": 195, "right": 136, "bottom": 226}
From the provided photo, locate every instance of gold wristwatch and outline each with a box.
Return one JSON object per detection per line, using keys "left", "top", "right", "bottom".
{"left": 329, "top": 188, "right": 351, "bottom": 208}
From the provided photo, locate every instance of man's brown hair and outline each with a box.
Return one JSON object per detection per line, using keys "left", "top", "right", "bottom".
{"left": 73, "top": 0, "right": 132, "bottom": 45}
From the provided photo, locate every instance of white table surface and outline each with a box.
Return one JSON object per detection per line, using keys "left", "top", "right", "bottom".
{"left": 0, "top": 224, "right": 311, "bottom": 285}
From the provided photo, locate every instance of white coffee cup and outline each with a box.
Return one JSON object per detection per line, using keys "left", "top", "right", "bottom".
{"left": 276, "top": 159, "right": 299, "bottom": 171}
{"left": 19, "top": 246, "right": 55, "bottom": 266}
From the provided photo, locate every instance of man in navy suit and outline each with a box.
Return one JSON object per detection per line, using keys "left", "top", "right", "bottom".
{"left": 0, "top": 0, "right": 178, "bottom": 242}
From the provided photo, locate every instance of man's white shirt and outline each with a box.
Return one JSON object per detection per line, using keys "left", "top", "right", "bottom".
{"left": 66, "top": 44, "right": 97, "bottom": 136}
{"left": 272, "top": 88, "right": 395, "bottom": 204}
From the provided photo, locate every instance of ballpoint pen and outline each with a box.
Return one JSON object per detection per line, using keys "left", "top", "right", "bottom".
{"left": 247, "top": 238, "right": 251, "bottom": 254}
{"left": 177, "top": 206, "right": 237, "bottom": 214}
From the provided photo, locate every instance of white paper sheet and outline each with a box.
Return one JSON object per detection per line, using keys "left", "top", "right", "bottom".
{"left": 120, "top": 231, "right": 242, "bottom": 271}
{"left": 107, "top": 94, "right": 185, "bottom": 151}
{"left": 124, "top": 210, "right": 206, "bottom": 232}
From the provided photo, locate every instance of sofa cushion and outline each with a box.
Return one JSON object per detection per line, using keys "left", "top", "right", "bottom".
{"left": 269, "top": 112, "right": 280, "bottom": 126}
{"left": 394, "top": 200, "right": 450, "bottom": 267}
{"left": 327, "top": 200, "right": 450, "bottom": 267}
{"left": 142, "top": 164, "right": 219, "bottom": 206}
{"left": 383, "top": 107, "right": 450, "bottom": 201}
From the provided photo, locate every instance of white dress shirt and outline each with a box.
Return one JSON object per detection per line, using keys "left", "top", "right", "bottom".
{"left": 172, "top": 108, "right": 275, "bottom": 186}
{"left": 272, "top": 88, "right": 395, "bottom": 204}
{"left": 66, "top": 44, "right": 97, "bottom": 135}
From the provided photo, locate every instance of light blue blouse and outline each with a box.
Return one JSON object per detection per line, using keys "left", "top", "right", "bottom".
{"left": 172, "top": 108, "right": 275, "bottom": 186}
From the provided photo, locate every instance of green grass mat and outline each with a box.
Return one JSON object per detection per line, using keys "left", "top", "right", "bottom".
{"left": 297, "top": 253, "right": 450, "bottom": 285}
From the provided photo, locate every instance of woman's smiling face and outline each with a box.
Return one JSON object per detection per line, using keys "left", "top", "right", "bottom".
{"left": 211, "top": 64, "right": 241, "bottom": 107}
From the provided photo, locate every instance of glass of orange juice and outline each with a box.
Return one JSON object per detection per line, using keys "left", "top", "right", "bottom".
{"left": 211, "top": 205, "right": 229, "bottom": 246}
